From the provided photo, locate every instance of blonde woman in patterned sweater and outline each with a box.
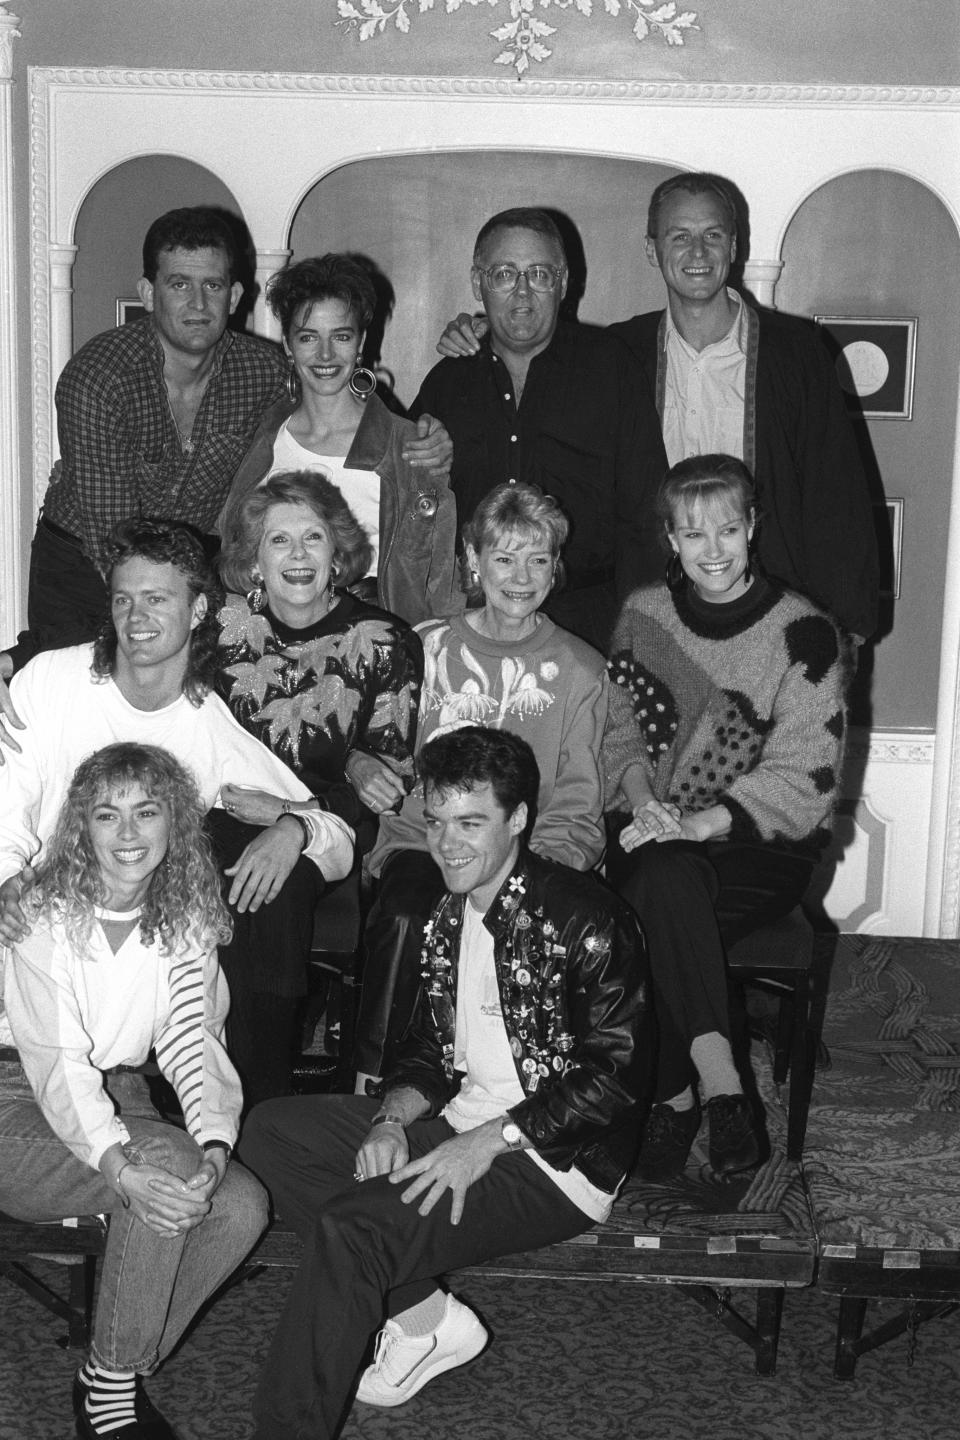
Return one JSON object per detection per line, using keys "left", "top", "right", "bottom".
{"left": 603, "top": 455, "right": 845, "bottom": 1181}
{"left": 354, "top": 483, "right": 609, "bottom": 1092}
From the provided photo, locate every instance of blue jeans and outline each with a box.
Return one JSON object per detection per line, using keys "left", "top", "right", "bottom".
{"left": 0, "top": 1068, "right": 267, "bottom": 1371}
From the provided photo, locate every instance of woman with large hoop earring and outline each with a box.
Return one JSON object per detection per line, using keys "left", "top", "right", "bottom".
{"left": 218, "top": 253, "right": 460, "bottom": 627}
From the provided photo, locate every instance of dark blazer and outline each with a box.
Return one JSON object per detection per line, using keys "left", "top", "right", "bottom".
{"left": 610, "top": 305, "right": 879, "bottom": 639}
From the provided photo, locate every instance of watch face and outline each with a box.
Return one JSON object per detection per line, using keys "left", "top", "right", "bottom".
{"left": 502, "top": 1120, "right": 523, "bottom": 1147}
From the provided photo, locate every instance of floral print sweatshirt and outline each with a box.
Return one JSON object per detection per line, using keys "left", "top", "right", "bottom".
{"left": 370, "top": 611, "right": 608, "bottom": 874}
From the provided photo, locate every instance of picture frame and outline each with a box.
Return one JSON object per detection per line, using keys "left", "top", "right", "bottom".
{"left": 813, "top": 316, "right": 917, "bottom": 420}
{"left": 876, "top": 497, "right": 904, "bottom": 600}
{"left": 115, "top": 298, "right": 148, "bottom": 326}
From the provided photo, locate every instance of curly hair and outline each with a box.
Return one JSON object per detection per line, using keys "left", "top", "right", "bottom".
{"left": 267, "top": 254, "right": 376, "bottom": 337}
{"left": 28, "top": 743, "right": 231, "bottom": 956}
{"left": 92, "top": 519, "right": 222, "bottom": 706}
{"left": 218, "top": 472, "right": 373, "bottom": 598}
{"left": 460, "top": 482, "right": 568, "bottom": 603}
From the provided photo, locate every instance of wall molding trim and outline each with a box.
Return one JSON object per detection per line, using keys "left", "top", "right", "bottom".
{"left": 22, "top": 64, "right": 960, "bottom": 933}
{"left": 27, "top": 68, "right": 960, "bottom": 107}
{"left": 846, "top": 732, "right": 935, "bottom": 765}
{"left": 0, "top": 6, "right": 20, "bottom": 638}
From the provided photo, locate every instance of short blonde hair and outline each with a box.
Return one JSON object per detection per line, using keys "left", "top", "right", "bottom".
{"left": 460, "top": 483, "right": 569, "bottom": 602}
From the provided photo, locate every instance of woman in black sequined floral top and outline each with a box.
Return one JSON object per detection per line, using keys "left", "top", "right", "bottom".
{"left": 209, "top": 470, "right": 423, "bottom": 1105}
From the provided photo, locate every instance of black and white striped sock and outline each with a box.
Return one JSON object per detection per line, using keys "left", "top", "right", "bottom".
{"left": 78, "top": 1359, "right": 137, "bottom": 1433}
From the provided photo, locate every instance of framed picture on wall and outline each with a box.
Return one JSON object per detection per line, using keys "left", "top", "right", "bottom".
{"left": 876, "top": 497, "right": 904, "bottom": 600}
{"left": 813, "top": 316, "right": 917, "bottom": 420}
{"left": 116, "top": 298, "right": 148, "bottom": 326}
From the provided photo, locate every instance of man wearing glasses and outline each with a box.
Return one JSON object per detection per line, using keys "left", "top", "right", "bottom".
{"left": 414, "top": 207, "right": 667, "bottom": 651}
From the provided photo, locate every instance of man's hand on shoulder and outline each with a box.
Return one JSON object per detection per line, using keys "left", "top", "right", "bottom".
{"left": 0, "top": 866, "right": 36, "bottom": 945}
{"left": 0, "top": 661, "right": 24, "bottom": 765}
{"left": 401, "top": 414, "right": 453, "bottom": 479}
{"left": 436, "top": 314, "right": 487, "bottom": 358}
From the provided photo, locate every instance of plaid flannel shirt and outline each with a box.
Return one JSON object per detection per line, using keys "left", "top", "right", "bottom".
{"left": 44, "top": 318, "right": 286, "bottom": 561}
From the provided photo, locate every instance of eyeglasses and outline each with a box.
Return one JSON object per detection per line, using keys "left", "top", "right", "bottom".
{"left": 476, "top": 263, "right": 565, "bottom": 294}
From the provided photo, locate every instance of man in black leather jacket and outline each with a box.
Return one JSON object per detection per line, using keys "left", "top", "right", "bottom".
{"left": 243, "top": 726, "right": 653, "bottom": 1440}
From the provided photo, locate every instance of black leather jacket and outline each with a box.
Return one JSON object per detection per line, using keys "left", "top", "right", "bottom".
{"left": 384, "top": 851, "right": 654, "bottom": 1193}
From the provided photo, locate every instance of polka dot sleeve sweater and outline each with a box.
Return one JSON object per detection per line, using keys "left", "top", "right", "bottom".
{"left": 602, "top": 578, "right": 845, "bottom": 855}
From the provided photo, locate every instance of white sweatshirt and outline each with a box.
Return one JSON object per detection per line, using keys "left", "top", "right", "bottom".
{"left": 0, "top": 644, "right": 354, "bottom": 886}
{"left": 5, "top": 907, "right": 240, "bottom": 1169}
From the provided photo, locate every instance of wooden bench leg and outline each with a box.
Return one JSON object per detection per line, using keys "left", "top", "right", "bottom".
{"left": 754, "top": 1288, "right": 784, "bottom": 1376}
{"left": 786, "top": 970, "right": 813, "bottom": 1160}
{"left": 834, "top": 1298, "right": 958, "bottom": 1379}
{"left": 1, "top": 1255, "right": 96, "bottom": 1349}
{"left": 680, "top": 1285, "right": 784, "bottom": 1376}
{"left": 834, "top": 1296, "right": 868, "bottom": 1379}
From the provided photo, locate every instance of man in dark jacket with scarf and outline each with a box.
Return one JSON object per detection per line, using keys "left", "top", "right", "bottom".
{"left": 609, "top": 171, "right": 879, "bottom": 642}
{"left": 242, "top": 726, "right": 653, "bottom": 1440}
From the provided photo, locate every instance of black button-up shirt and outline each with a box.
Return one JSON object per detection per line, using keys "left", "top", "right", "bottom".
{"left": 414, "top": 322, "right": 668, "bottom": 598}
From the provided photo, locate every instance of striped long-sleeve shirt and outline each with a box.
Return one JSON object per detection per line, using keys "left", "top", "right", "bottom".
{"left": 3, "top": 908, "right": 240, "bottom": 1170}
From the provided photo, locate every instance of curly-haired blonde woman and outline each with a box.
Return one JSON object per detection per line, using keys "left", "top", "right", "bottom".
{"left": 0, "top": 743, "right": 267, "bottom": 1440}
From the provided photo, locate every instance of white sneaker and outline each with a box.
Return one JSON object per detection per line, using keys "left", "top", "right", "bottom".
{"left": 355, "top": 1293, "right": 488, "bottom": 1407}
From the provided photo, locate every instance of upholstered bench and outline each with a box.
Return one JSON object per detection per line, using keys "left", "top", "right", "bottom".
{"left": 244, "top": 1036, "right": 819, "bottom": 1381}
{"left": 802, "top": 935, "right": 960, "bottom": 1377}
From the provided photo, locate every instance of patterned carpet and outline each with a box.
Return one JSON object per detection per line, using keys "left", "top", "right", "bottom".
{"left": 2, "top": 1225, "right": 959, "bottom": 1439}
{"left": 5, "top": 934, "right": 960, "bottom": 1440}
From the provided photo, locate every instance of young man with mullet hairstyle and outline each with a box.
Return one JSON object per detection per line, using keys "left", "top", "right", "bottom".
{"left": 0, "top": 520, "right": 353, "bottom": 948}
{"left": 242, "top": 725, "right": 653, "bottom": 1440}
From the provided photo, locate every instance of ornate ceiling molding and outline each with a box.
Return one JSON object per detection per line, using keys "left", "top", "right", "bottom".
{"left": 335, "top": 0, "right": 699, "bottom": 78}
{"left": 30, "top": 68, "right": 960, "bottom": 107}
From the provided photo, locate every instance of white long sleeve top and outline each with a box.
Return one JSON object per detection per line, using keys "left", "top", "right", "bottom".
{"left": 4, "top": 908, "right": 241, "bottom": 1169}
{"left": 0, "top": 643, "right": 354, "bottom": 886}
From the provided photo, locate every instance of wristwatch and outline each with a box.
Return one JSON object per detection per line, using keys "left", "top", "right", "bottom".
{"left": 203, "top": 1140, "right": 233, "bottom": 1163}
{"left": 501, "top": 1117, "right": 524, "bottom": 1150}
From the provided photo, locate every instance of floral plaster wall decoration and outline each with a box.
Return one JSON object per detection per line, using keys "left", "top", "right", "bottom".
{"left": 335, "top": 0, "right": 700, "bottom": 78}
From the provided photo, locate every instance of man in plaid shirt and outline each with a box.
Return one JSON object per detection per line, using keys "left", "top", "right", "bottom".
{"left": 18, "top": 208, "right": 286, "bottom": 662}
{"left": 14, "top": 206, "right": 449, "bottom": 668}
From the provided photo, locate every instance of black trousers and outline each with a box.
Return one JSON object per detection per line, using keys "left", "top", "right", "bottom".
{"left": 353, "top": 849, "right": 446, "bottom": 1078}
{"left": 206, "top": 810, "right": 326, "bottom": 1108}
{"left": 607, "top": 838, "right": 813, "bottom": 1102}
{"left": 242, "top": 1094, "right": 591, "bottom": 1440}
{"left": 6, "top": 517, "right": 108, "bottom": 672}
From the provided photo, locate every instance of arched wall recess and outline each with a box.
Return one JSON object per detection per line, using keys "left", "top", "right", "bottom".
{"left": 21, "top": 67, "right": 960, "bottom": 934}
